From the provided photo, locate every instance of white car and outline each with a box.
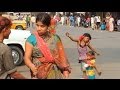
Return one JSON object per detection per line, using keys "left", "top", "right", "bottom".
{"left": 3, "top": 29, "right": 31, "bottom": 66}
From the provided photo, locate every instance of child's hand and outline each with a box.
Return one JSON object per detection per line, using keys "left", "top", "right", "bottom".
{"left": 96, "top": 53, "right": 100, "bottom": 56}
{"left": 87, "top": 57, "right": 91, "bottom": 60}
{"left": 86, "top": 56, "right": 91, "bottom": 60}
{"left": 66, "top": 32, "right": 70, "bottom": 37}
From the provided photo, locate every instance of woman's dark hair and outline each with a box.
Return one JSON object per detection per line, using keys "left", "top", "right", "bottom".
{"left": 0, "top": 16, "right": 12, "bottom": 32}
{"left": 83, "top": 33, "right": 91, "bottom": 40}
{"left": 36, "top": 13, "right": 51, "bottom": 26}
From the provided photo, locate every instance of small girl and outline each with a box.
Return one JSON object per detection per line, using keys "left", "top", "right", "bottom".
{"left": 66, "top": 32, "right": 100, "bottom": 79}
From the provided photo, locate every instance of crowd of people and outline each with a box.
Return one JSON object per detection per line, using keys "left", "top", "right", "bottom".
{"left": 15, "top": 12, "right": 120, "bottom": 33}
{"left": 56, "top": 13, "right": 120, "bottom": 32}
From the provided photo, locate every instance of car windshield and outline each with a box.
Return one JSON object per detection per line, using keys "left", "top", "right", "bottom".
{"left": 10, "top": 15, "right": 25, "bottom": 21}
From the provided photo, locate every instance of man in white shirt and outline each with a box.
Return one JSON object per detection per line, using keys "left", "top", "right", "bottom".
{"left": 91, "top": 15, "right": 95, "bottom": 30}
{"left": 95, "top": 16, "right": 101, "bottom": 29}
{"left": 77, "top": 16, "right": 81, "bottom": 27}
{"left": 61, "top": 15, "right": 65, "bottom": 25}
{"left": 31, "top": 15, "right": 36, "bottom": 28}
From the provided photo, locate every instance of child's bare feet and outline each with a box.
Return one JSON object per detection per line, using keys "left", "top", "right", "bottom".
{"left": 98, "top": 72, "right": 102, "bottom": 76}
{"left": 82, "top": 76, "right": 88, "bottom": 79}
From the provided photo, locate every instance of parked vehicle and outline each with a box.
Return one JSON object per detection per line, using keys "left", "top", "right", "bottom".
{"left": 11, "top": 20, "right": 27, "bottom": 30}
{"left": 3, "top": 29, "right": 31, "bottom": 66}
{"left": 2, "top": 14, "right": 27, "bottom": 30}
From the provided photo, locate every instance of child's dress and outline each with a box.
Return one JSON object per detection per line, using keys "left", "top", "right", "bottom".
{"left": 77, "top": 45, "right": 88, "bottom": 71}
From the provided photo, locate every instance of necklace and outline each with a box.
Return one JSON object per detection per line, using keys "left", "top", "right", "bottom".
{"left": 44, "top": 36, "right": 51, "bottom": 42}
{"left": 41, "top": 33, "right": 52, "bottom": 42}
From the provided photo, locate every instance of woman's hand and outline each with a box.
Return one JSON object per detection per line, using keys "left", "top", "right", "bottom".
{"left": 65, "top": 32, "right": 70, "bottom": 37}
{"left": 63, "top": 71, "right": 69, "bottom": 79}
{"left": 30, "top": 64, "right": 38, "bottom": 76}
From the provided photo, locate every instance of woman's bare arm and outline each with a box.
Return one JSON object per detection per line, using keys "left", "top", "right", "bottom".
{"left": 24, "top": 42, "right": 37, "bottom": 75}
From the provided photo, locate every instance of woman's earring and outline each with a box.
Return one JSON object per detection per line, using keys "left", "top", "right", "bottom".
{"left": 47, "top": 29, "right": 50, "bottom": 32}
{"left": 47, "top": 27, "right": 51, "bottom": 32}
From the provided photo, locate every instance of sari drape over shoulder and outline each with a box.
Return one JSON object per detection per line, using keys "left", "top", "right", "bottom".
{"left": 27, "top": 32, "right": 70, "bottom": 79}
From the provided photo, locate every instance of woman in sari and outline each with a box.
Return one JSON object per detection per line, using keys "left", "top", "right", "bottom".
{"left": 105, "top": 16, "right": 110, "bottom": 31}
{"left": 24, "top": 13, "right": 71, "bottom": 79}
{"left": 109, "top": 15, "right": 114, "bottom": 32}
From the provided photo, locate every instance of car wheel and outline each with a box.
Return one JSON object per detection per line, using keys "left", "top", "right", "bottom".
{"left": 9, "top": 46, "right": 23, "bottom": 66}
{"left": 15, "top": 25, "right": 24, "bottom": 30}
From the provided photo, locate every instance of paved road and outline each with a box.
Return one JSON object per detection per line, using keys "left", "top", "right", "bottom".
{"left": 17, "top": 24, "right": 120, "bottom": 79}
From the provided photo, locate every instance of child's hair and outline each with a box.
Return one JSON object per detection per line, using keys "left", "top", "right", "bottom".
{"left": 79, "top": 33, "right": 92, "bottom": 41}
{"left": 88, "top": 51, "right": 95, "bottom": 56}
{"left": 83, "top": 33, "right": 91, "bottom": 40}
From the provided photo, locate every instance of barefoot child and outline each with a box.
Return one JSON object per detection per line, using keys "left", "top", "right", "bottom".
{"left": 66, "top": 32, "right": 100, "bottom": 79}
{"left": 81, "top": 51, "right": 102, "bottom": 79}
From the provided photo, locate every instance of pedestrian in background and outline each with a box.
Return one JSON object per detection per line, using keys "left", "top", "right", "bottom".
{"left": 100, "top": 20, "right": 106, "bottom": 31}
{"left": 91, "top": 15, "right": 95, "bottom": 30}
{"left": 109, "top": 15, "right": 114, "bottom": 32}
{"left": 31, "top": 15, "right": 36, "bottom": 28}
{"left": 117, "top": 18, "right": 120, "bottom": 32}
{"left": 105, "top": 16, "right": 110, "bottom": 31}
{"left": 26, "top": 14, "right": 31, "bottom": 28}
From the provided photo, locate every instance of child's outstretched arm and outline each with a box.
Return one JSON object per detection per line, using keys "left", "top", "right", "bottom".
{"left": 87, "top": 43, "right": 100, "bottom": 56}
{"left": 66, "top": 32, "right": 78, "bottom": 42}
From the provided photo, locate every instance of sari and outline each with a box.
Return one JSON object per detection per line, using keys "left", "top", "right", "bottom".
{"left": 105, "top": 17, "right": 110, "bottom": 31}
{"left": 109, "top": 17, "right": 114, "bottom": 32}
{"left": 26, "top": 32, "right": 70, "bottom": 79}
